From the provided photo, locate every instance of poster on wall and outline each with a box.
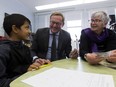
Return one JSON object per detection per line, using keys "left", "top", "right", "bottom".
{"left": 4, "top": 13, "right": 9, "bottom": 37}
{"left": 0, "top": 13, "right": 4, "bottom": 36}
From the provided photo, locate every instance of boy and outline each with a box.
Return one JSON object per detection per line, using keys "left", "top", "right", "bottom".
{"left": 0, "top": 14, "right": 50, "bottom": 87}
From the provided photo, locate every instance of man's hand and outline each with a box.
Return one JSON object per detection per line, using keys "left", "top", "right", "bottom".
{"left": 69, "top": 49, "right": 78, "bottom": 59}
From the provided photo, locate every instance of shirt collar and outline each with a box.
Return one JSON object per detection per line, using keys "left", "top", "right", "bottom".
{"left": 49, "top": 29, "right": 60, "bottom": 35}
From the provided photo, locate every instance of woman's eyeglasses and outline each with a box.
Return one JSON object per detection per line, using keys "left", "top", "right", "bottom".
{"left": 88, "top": 19, "right": 102, "bottom": 23}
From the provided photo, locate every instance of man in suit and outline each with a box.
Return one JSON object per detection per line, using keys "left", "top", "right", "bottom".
{"left": 31, "top": 12, "right": 78, "bottom": 61}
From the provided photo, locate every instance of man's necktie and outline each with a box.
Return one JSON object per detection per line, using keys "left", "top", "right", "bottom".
{"left": 51, "top": 33, "right": 57, "bottom": 61}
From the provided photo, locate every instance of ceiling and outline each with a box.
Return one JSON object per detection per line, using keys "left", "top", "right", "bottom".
{"left": 17, "top": 0, "right": 116, "bottom": 13}
{"left": 17, "top": 0, "right": 72, "bottom": 12}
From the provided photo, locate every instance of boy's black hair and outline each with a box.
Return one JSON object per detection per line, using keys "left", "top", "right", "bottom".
{"left": 3, "top": 14, "right": 31, "bottom": 36}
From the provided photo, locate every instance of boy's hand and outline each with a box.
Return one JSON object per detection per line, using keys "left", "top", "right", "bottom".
{"left": 28, "top": 62, "right": 41, "bottom": 71}
{"left": 28, "top": 58, "right": 51, "bottom": 71}
{"left": 34, "top": 58, "right": 51, "bottom": 65}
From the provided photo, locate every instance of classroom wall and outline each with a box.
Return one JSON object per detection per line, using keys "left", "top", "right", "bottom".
{"left": 0, "top": 0, "right": 34, "bottom": 36}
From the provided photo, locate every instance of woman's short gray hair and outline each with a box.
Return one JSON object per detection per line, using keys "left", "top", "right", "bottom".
{"left": 91, "top": 11, "right": 109, "bottom": 25}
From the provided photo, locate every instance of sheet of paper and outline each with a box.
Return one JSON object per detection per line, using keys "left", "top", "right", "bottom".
{"left": 22, "top": 67, "right": 114, "bottom": 87}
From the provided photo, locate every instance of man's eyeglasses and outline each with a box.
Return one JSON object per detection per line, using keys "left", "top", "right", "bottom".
{"left": 50, "top": 21, "right": 62, "bottom": 26}
{"left": 88, "top": 19, "right": 102, "bottom": 23}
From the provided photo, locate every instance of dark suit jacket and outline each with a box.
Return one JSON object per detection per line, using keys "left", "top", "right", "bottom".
{"left": 31, "top": 28, "right": 72, "bottom": 61}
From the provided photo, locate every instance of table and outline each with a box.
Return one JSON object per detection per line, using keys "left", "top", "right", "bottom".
{"left": 10, "top": 58, "right": 116, "bottom": 87}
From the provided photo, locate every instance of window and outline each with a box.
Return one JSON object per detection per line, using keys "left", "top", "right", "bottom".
{"left": 67, "top": 20, "right": 82, "bottom": 41}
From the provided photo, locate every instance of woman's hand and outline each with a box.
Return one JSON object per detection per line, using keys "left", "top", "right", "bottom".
{"left": 85, "top": 53, "right": 103, "bottom": 65}
{"left": 107, "top": 50, "right": 116, "bottom": 63}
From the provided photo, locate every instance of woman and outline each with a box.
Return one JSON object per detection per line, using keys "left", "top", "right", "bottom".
{"left": 79, "top": 11, "right": 116, "bottom": 64}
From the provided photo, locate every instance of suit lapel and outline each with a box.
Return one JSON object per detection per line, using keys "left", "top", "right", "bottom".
{"left": 58, "top": 30, "right": 63, "bottom": 50}
{"left": 44, "top": 28, "right": 49, "bottom": 51}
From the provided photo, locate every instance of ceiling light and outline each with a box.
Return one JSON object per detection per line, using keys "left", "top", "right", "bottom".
{"left": 35, "top": 0, "right": 107, "bottom": 11}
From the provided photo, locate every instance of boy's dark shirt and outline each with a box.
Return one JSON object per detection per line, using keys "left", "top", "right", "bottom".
{"left": 0, "top": 40, "right": 32, "bottom": 87}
